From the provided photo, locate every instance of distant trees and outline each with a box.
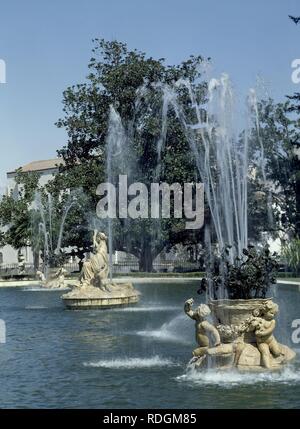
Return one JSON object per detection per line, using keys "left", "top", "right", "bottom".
{"left": 250, "top": 97, "right": 300, "bottom": 241}
{"left": 0, "top": 170, "right": 91, "bottom": 269}
{"left": 0, "top": 170, "right": 39, "bottom": 251}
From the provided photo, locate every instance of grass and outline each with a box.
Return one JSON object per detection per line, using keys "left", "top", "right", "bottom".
{"left": 112, "top": 271, "right": 204, "bottom": 278}
{"left": 277, "top": 277, "right": 300, "bottom": 283}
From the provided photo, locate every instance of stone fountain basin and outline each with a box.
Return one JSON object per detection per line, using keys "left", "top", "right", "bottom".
{"left": 61, "top": 282, "right": 140, "bottom": 310}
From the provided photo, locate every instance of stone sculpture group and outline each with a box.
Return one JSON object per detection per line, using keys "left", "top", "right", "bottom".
{"left": 185, "top": 298, "right": 296, "bottom": 372}
{"left": 62, "top": 230, "right": 140, "bottom": 309}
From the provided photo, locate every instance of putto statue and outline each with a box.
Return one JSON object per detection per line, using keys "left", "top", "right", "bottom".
{"left": 184, "top": 299, "right": 221, "bottom": 359}
{"left": 62, "top": 229, "right": 140, "bottom": 309}
{"left": 185, "top": 297, "right": 296, "bottom": 372}
{"left": 247, "top": 301, "right": 283, "bottom": 369}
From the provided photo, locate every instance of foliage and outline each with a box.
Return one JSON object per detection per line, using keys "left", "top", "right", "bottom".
{"left": 30, "top": 188, "right": 92, "bottom": 268}
{"left": 0, "top": 170, "right": 40, "bottom": 249}
{"left": 282, "top": 239, "right": 300, "bottom": 273}
{"left": 0, "top": 168, "right": 91, "bottom": 268}
{"left": 197, "top": 245, "right": 279, "bottom": 299}
{"left": 251, "top": 98, "right": 300, "bottom": 238}
{"left": 45, "top": 251, "right": 68, "bottom": 269}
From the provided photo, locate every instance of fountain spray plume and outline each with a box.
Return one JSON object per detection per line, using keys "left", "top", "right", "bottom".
{"left": 153, "top": 73, "right": 263, "bottom": 262}
{"left": 106, "top": 105, "right": 130, "bottom": 282}
{"left": 103, "top": 70, "right": 267, "bottom": 281}
{"left": 32, "top": 189, "right": 80, "bottom": 275}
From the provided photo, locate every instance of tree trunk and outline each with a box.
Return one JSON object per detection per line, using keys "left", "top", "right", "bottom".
{"left": 33, "top": 249, "right": 40, "bottom": 271}
{"left": 139, "top": 240, "right": 153, "bottom": 272}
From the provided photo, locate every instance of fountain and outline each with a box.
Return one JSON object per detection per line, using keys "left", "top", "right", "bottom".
{"left": 151, "top": 72, "right": 297, "bottom": 372}
{"left": 32, "top": 191, "right": 77, "bottom": 290}
{"left": 61, "top": 70, "right": 295, "bottom": 365}
{"left": 61, "top": 229, "right": 140, "bottom": 309}
{"left": 61, "top": 105, "right": 140, "bottom": 309}
{"left": 184, "top": 297, "right": 295, "bottom": 372}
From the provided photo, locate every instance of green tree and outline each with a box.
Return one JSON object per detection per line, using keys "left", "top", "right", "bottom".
{"left": 0, "top": 170, "right": 40, "bottom": 266}
{"left": 0, "top": 170, "right": 91, "bottom": 270}
{"left": 56, "top": 39, "right": 208, "bottom": 271}
{"left": 251, "top": 98, "right": 300, "bottom": 239}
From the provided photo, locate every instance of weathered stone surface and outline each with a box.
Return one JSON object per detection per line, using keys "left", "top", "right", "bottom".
{"left": 62, "top": 282, "right": 140, "bottom": 309}
{"left": 237, "top": 343, "right": 261, "bottom": 367}
{"left": 186, "top": 297, "right": 296, "bottom": 373}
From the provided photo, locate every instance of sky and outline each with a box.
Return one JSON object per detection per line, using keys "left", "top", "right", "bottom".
{"left": 0, "top": 0, "right": 299, "bottom": 186}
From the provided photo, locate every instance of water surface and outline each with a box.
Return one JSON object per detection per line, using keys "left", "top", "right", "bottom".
{"left": 0, "top": 282, "right": 299, "bottom": 408}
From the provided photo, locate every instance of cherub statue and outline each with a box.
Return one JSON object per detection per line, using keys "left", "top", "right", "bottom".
{"left": 184, "top": 298, "right": 221, "bottom": 357}
{"left": 248, "top": 301, "right": 282, "bottom": 368}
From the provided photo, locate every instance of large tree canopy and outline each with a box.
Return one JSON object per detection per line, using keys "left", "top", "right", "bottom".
{"left": 55, "top": 39, "right": 208, "bottom": 271}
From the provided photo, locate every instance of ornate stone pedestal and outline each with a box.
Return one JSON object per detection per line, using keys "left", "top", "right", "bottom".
{"left": 62, "top": 282, "right": 140, "bottom": 309}
{"left": 185, "top": 298, "right": 296, "bottom": 373}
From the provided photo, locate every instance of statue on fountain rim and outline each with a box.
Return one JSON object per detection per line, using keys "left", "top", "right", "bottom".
{"left": 184, "top": 298, "right": 222, "bottom": 359}
{"left": 79, "top": 230, "right": 110, "bottom": 291}
{"left": 246, "top": 301, "right": 284, "bottom": 368}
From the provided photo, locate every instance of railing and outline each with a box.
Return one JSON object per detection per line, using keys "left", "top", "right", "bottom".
{"left": 0, "top": 260, "right": 200, "bottom": 277}
{"left": 0, "top": 263, "right": 36, "bottom": 277}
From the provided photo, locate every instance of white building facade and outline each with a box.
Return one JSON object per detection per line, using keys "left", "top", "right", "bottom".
{"left": 0, "top": 159, "right": 63, "bottom": 265}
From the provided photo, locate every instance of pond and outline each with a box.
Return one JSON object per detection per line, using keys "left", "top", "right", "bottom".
{"left": 0, "top": 281, "right": 299, "bottom": 408}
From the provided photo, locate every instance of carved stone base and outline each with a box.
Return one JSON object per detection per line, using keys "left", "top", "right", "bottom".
{"left": 61, "top": 282, "right": 140, "bottom": 309}
{"left": 237, "top": 343, "right": 296, "bottom": 371}
{"left": 191, "top": 342, "right": 296, "bottom": 373}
